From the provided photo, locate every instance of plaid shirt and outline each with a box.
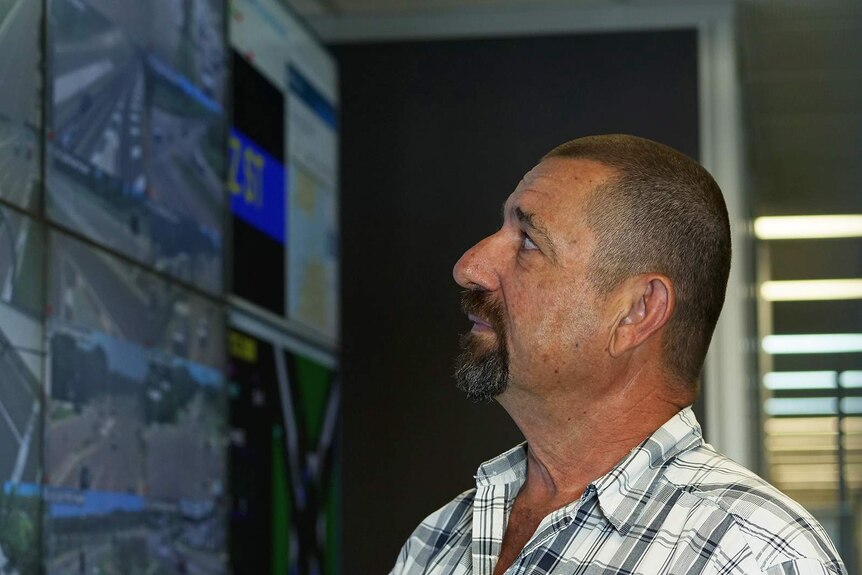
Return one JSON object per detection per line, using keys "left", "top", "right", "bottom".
{"left": 391, "top": 407, "right": 846, "bottom": 574}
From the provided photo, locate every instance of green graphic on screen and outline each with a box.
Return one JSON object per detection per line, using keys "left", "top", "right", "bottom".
{"left": 228, "top": 329, "right": 339, "bottom": 575}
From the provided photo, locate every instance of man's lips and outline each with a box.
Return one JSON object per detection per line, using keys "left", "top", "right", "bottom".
{"left": 468, "top": 313, "right": 493, "bottom": 332}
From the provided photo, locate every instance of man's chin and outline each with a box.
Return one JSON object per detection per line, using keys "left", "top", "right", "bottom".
{"left": 453, "top": 345, "right": 509, "bottom": 403}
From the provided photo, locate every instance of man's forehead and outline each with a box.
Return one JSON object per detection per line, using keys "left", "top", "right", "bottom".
{"left": 505, "top": 157, "right": 614, "bottom": 212}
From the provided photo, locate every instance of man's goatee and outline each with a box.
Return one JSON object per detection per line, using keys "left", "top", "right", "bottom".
{"left": 454, "top": 290, "right": 509, "bottom": 402}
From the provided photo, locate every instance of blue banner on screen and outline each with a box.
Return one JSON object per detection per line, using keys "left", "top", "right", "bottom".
{"left": 288, "top": 66, "right": 338, "bottom": 130}
{"left": 46, "top": 487, "right": 144, "bottom": 518}
{"left": 147, "top": 53, "right": 224, "bottom": 115}
{"left": 229, "top": 128, "right": 286, "bottom": 244}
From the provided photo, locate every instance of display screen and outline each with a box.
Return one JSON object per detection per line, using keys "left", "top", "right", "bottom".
{"left": 229, "top": 49, "right": 286, "bottom": 315}
{"left": 0, "top": 207, "right": 43, "bottom": 575}
{"left": 45, "top": 231, "right": 227, "bottom": 574}
{"left": 229, "top": 0, "right": 340, "bottom": 346}
{"left": 228, "top": 325, "right": 340, "bottom": 574}
{"left": 286, "top": 66, "right": 338, "bottom": 340}
{"left": 47, "top": 0, "right": 226, "bottom": 294}
{"left": 0, "top": 207, "right": 42, "bottom": 478}
{"left": 0, "top": 0, "right": 41, "bottom": 213}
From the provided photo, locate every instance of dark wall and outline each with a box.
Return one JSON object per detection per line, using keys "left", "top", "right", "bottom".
{"left": 336, "top": 30, "right": 699, "bottom": 574}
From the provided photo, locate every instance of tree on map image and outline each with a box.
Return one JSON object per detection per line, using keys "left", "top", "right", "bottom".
{"left": 0, "top": 489, "right": 39, "bottom": 575}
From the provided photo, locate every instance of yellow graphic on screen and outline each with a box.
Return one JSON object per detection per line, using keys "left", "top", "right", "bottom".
{"left": 289, "top": 164, "right": 336, "bottom": 338}
{"left": 228, "top": 135, "right": 265, "bottom": 208}
{"left": 229, "top": 330, "right": 258, "bottom": 363}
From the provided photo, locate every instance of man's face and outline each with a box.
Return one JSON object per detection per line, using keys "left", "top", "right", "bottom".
{"left": 453, "top": 157, "right": 617, "bottom": 402}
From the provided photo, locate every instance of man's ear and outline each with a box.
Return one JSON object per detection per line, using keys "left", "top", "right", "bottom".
{"left": 608, "top": 275, "right": 674, "bottom": 358}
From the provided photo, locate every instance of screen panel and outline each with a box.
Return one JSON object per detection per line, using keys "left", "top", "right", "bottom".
{"left": 227, "top": 322, "right": 339, "bottom": 574}
{"left": 0, "top": 207, "right": 43, "bottom": 575}
{"left": 46, "top": 0, "right": 226, "bottom": 294}
{"left": 286, "top": 65, "right": 338, "bottom": 342}
{"left": 0, "top": 0, "right": 42, "bottom": 213}
{"left": 229, "top": 0, "right": 339, "bottom": 347}
{"left": 229, "top": 48, "right": 286, "bottom": 315}
{"left": 45, "top": 231, "right": 227, "bottom": 574}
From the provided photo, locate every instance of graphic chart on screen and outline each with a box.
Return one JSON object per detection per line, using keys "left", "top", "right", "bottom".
{"left": 230, "top": 0, "right": 340, "bottom": 346}
{"left": 228, "top": 324, "right": 340, "bottom": 575}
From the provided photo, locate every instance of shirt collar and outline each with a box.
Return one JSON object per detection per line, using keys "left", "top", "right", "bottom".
{"left": 592, "top": 406, "right": 703, "bottom": 534}
{"left": 473, "top": 407, "right": 704, "bottom": 533}
{"left": 475, "top": 441, "right": 529, "bottom": 487}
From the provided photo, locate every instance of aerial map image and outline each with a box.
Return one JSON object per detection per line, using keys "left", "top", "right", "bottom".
{"left": 45, "top": 232, "right": 226, "bottom": 575}
{"left": 0, "top": 0, "right": 41, "bottom": 214}
{"left": 45, "top": 489, "right": 226, "bottom": 575}
{"left": 0, "top": 208, "right": 42, "bottom": 485}
{"left": 47, "top": 0, "right": 226, "bottom": 294}
{"left": 0, "top": 207, "right": 43, "bottom": 575}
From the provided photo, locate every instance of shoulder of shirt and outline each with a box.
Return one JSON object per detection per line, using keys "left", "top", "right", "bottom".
{"left": 662, "top": 442, "right": 844, "bottom": 574}
{"left": 392, "top": 489, "right": 477, "bottom": 573}
{"left": 417, "top": 487, "right": 477, "bottom": 528}
{"left": 404, "top": 487, "right": 476, "bottom": 545}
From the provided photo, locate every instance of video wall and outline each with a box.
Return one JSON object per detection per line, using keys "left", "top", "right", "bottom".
{"left": 0, "top": 0, "right": 339, "bottom": 573}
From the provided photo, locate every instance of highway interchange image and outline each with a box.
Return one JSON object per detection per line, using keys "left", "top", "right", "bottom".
{"left": 0, "top": 207, "right": 43, "bottom": 575}
{"left": 46, "top": 232, "right": 226, "bottom": 575}
{"left": 47, "top": 0, "right": 226, "bottom": 294}
{"left": 40, "top": 1, "right": 230, "bottom": 571}
{"left": 0, "top": 0, "right": 41, "bottom": 214}
{"left": 45, "top": 489, "right": 227, "bottom": 575}
{"left": 0, "top": 208, "right": 42, "bottom": 486}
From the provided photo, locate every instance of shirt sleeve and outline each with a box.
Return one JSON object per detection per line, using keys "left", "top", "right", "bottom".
{"left": 763, "top": 557, "right": 846, "bottom": 575}
{"left": 389, "top": 489, "right": 477, "bottom": 574}
{"left": 389, "top": 539, "right": 410, "bottom": 575}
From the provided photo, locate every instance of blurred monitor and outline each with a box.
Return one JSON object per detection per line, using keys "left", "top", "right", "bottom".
{"left": 229, "top": 0, "right": 339, "bottom": 346}
{"left": 0, "top": 208, "right": 43, "bottom": 575}
{"left": 45, "top": 231, "right": 227, "bottom": 575}
{"left": 46, "top": 0, "right": 226, "bottom": 294}
{"left": 227, "top": 323, "right": 339, "bottom": 575}
{"left": 0, "top": 0, "right": 41, "bottom": 213}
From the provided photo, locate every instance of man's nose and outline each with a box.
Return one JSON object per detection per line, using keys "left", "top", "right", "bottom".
{"left": 452, "top": 233, "right": 502, "bottom": 291}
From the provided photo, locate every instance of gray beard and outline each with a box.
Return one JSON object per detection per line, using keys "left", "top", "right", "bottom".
{"left": 454, "top": 331, "right": 509, "bottom": 403}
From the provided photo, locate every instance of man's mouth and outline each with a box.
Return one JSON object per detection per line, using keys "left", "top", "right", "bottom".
{"left": 468, "top": 313, "right": 493, "bottom": 332}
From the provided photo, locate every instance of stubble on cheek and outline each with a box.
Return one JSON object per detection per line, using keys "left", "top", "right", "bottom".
{"left": 510, "top": 287, "right": 602, "bottom": 391}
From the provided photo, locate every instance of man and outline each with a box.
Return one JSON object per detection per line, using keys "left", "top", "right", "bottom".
{"left": 391, "top": 135, "right": 846, "bottom": 575}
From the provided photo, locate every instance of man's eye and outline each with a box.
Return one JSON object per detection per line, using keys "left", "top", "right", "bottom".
{"left": 520, "top": 234, "right": 539, "bottom": 251}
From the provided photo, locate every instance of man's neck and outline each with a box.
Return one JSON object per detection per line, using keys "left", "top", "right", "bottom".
{"left": 498, "top": 374, "right": 689, "bottom": 505}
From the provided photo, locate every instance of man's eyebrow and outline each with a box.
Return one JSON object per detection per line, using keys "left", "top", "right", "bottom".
{"left": 510, "top": 205, "right": 560, "bottom": 261}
